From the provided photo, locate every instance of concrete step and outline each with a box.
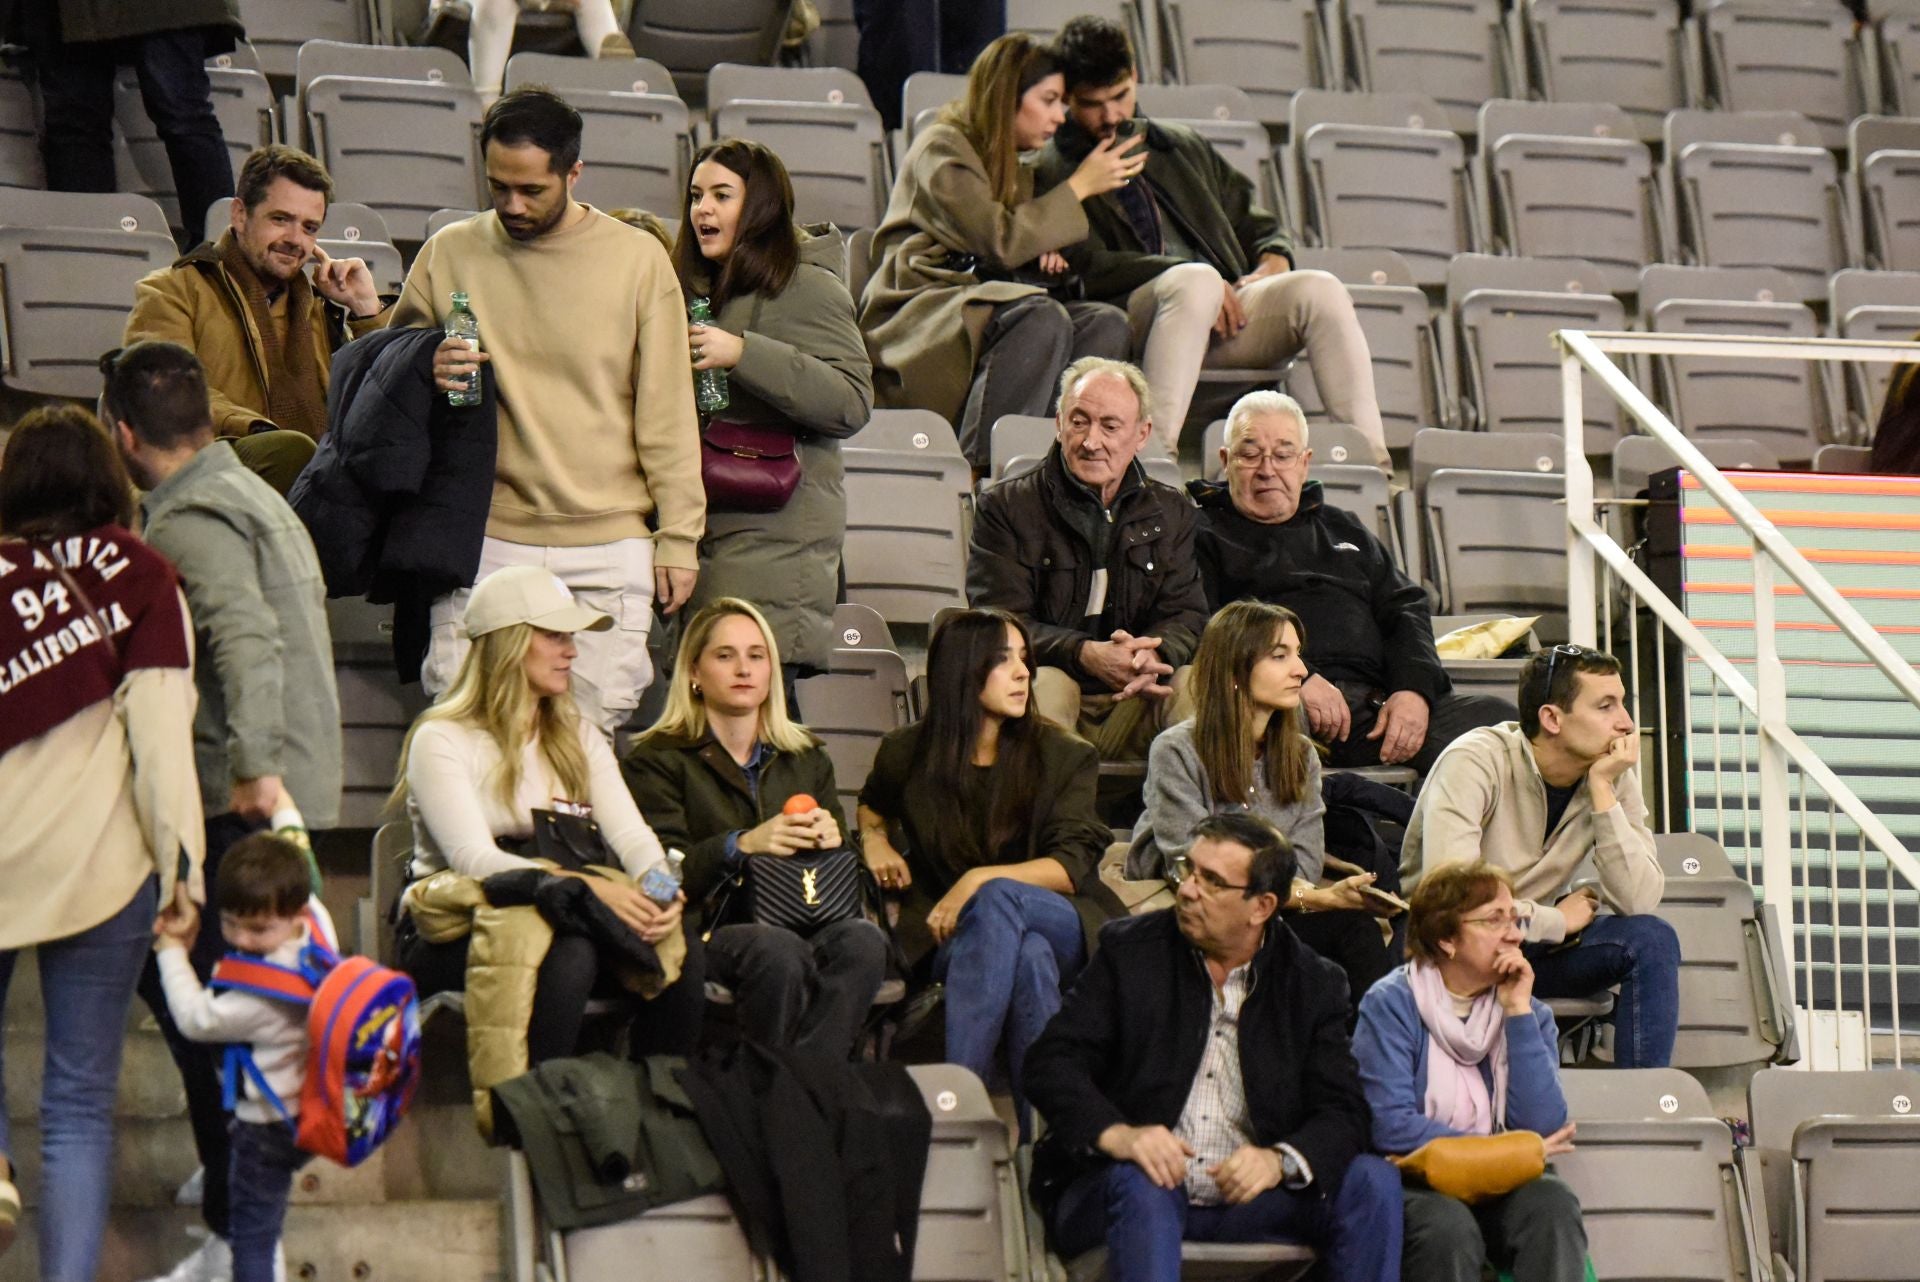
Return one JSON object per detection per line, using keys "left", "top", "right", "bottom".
{"left": 0, "top": 1200, "right": 503, "bottom": 1282}
{"left": 4, "top": 1027, "right": 184, "bottom": 1123}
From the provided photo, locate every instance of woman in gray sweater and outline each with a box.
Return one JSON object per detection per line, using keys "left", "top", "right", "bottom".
{"left": 1128, "top": 599, "right": 1397, "bottom": 1012}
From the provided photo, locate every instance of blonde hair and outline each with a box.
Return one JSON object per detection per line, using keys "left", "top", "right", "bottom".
{"left": 1058, "top": 355, "right": 1154, "bottom": 425}
{"left": 640, "top": 597, "right": 817, "bottom": 754}
{"left": 389, "top": 623, "right": 591, "bottom": 813}
{"left": 939, "top": 33, "right": 1059, "bottom": 208}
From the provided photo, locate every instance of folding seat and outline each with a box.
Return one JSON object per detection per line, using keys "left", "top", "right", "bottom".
{"left": 1883, "top": 6, "right": 1920, "bottom": 116}
{"left": 1850, "top": 116, "right": 1920, "bottom": 273}
{"left": 1813, "top": 442, "right": 1871, "bottom": 471}
{"left": 898, "top": 71, "right": 968, "bottom": 153}
{"left": 1410, "top": 428, "right": 1568, "bottom": 625}
{"left": 807, "top": 0, "right": 860, "bottom": 74}
{"left": 0, "top": 65, "right": 40, "bottom": 190}
{"left": 294, "top": 39, "right": 472, "bottom": 113}
{"left": 114, "top": 66, "right": 275, "bottom": 228}
{"left": 1005, "top": 0, "right": 1157, "bottom": 79}
{"left": 1744, "top": 1068, "right": 1920, "bottom": 1282}
{"left": 1556, "top": 1068, "right": 1764, "bottom": 1281}
{"left": 1666, "top": 109, "right": 1852, "bottom": 306}
{"left": 303, "top": 72, "right": 485, "bottom": 243}
{"left": 794, "top": 647, "right": 913, "bottom": 820}
{"left": 0, "top": 189, "right": 176, "bottom": 398}
{"left": 1611, "top": 434, "right": 1775, "bottom": 498}
{"left": 236, "top": 0, "right": 370, "bottom": 80}
{"left": 1691, "top": 0, "right": 1870, "bottom": 152}
{"left": 362, "top": 821, "right": 412, "bottom": 966}
{"left": 1286, "top": 247, "right": 1444, "bottom": 452}
{"left": 709, "top": 99, "right": 887, "bottom": 230}
{"left": 1339, "top": 0, "right": 1513, "bottom": 135}
{"left": 989, "top": 414, "right": 1058, "bottom": 482}
{"left": 1290, "top": 90, "right": 1473, "bottom": 288}
{"left": 1828, "top": 268, "right": 1920, "bottom": 433}
{"left": 707, "top": 63, "right": 873, "bottom": 111}
{"left": 1136, "top": 87, "right": 1287, "bottom": 212}
{"left": 1639, "top": 263, "right": 1836, "bottom": 463}
{"left": 841, "top": 410, "right": 974, "bottom": 627}
{"left": 829, "top": 601, "right": 894, "bottom": 652}
{"left": 626, "top": 0, "right": 792, "bottom": 105}
{"left": 1160, "top": 0, "right": 1332, "bottom": 127}
{"left": 1515, "top": 0, "right": 1685, "bottom": 144}
{"left": 505, "top": 72, "right": 690, "bottom": 217}
{"left": 425, "top": 208, "right": 479, "bottom": 240}
{"left": 504, "top": 50, "right": 679, "bottom": 98}
{"left": 202, "top": 198, "right": 393, "bottom": 248}
{"left": 1476, "top": 99, "right": 1664, "bottom": 297}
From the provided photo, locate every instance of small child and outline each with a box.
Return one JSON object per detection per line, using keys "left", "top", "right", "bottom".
{"left": 154, "top": 834, "right": 338, "bottom": 1282}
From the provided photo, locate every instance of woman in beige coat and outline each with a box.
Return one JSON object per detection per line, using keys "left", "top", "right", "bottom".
{"left": 859, "top": 32, "right": 1146, "bottom": 466}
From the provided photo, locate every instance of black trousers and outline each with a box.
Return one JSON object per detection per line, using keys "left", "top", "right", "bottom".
{"left": 1320, "top": 685, "right": 1518, "bottom": 777}
{"left": 37, "top": 27, "right": 233, "bottom": 238}
{"left": 1285, "top": 908, "right": 1397, "bottom": 1023}
{"left": 853, "top": 0, "right": 1005, "bottom": 130}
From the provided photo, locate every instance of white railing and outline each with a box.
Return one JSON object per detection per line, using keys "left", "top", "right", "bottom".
{"left": 1556, "top": 329, "right": 1920, "bottom": 1067}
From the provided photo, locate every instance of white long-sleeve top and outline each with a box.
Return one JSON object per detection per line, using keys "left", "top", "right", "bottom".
{"left": 404, "top": 717, "right": 667, "bottom": 881}
{"left": 157, "top": 898, "right": 338, "bottom": 1124}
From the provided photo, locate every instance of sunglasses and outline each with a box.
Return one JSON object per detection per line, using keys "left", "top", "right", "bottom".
{"left": 1542, "top": 642, "right": 1589, "bottom": 691}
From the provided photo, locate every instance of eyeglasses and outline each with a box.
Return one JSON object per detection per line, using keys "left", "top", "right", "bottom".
{"left": 1228, "top": 447, "right": 1305, "bottom": 470}
{"left": 1542, "top": 642, "right": 1590, "bottom": 690}
{"left": 1169, "top": 855, "right": 1251, "bottom": 897}
{"left": 1459, "top": 911, "right": 1531, "bottom": 932}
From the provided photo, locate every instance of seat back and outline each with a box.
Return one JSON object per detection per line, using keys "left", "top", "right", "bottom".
{"left": 426, "top": 208, "right": 479, "bottom": 240}
{"left": 296, "top": 39, "right": 470, "bottom": 99}
{"left": 304, "top": 76, "right": 484, "bottom": 242}
{"left": 0, "top": 220, "right": 176, "bottom": 397}
{"left": 1813, "top": 442, "right": 1872, "bottom": 472}
{"left": 0, "top": 65, "right": 42, "bottom": 190}
{"left": 710, "top": 100, "right": 887, "bottom": 230}
{"left": 829, "top": 602, "right": 894, "bottom": 652}
{"left": 707, "top": 62, "right": 873, "bottom": 112}
{"left": 990, "top": 414, "right": 1058, "bottom": 480}
{"left": 367, "top": 821, "right": 412, "bottom": 965}
{"left": 1884, "top": 10, "right": 1920, "bottom": 117}
{"left": 115, "top": 66, "right": 275, "bottom": 229}
{"left": 1446, "top": 252, "right": 1613, "bottom": 302}
{"left": 1612, "top": 434, "right": 1777, "bottom": 496}
{"left": 795, "top": 648, "right": 914, "bottom": 831}
{"left": 1828, "top": 267, "right": 1920, "bottom": 420}
{"left": 1696, "top": 0, "right": 1866, "bottom": 151}
{"left": 1423, "top": 467, "right": 1568, "bottom": 620}
{"left": 1291, "top": 246, "right": 1418, "bottom": 287}
{"left": 1637, "top": 262, "right": 1806, "bottom": 313}
{"left": 1316, "top": 463, "right": 1396, "bottom": 550}
{"left": 239, "top": 0, "right": 371, "bottom": 79}
{"left": 505, "top": 51, "right": 679, "bottom": 98}
{"left": 1287, "top": 280, "right": 1442, "bottom": 452}
{"left": 545, "top": 88, "right": 691, "bottom": 217}
{"left": 900, "top": 72, "right": 968, "bottom": 146}
{"left": 1161, "top": 117, "right": 1286, "bottom": 212}
{"left": 1162, "top": 0, "right": 1329, "bottom": 125}
{"left": 1342, "top": 0, "right": 1510, "bottom": 133}
{"left": 1654, "top": 834, "right": 1793, "bottom": 1068}
{"left": 841, "top": 411, "right": 973, "bottom": 626}
{"left": 1480, "top": 108, "right": 1660, "bottom": 294}
{"left": 908, "top": 1064, "right": 1026, "bottom": 1282}
{"left": 1672, "top": 139, "right": 1847, "bottom": 305}
{"left": 1136, "top": 83, "right": 1261, "bottom": 123}
{"left": 1859, "top": 148, "right": 1920, "bottom": 272}
{"left": 322, "top": 238, "right": 404, "bottom": 296}
{"left": 1454, "top": 288, "right": 1628, "bottom": 451}
{"left": 626, "top": 0, "right": 790, "bottom": 104}
{"left": 1005, "top": 0, "right": 1156, "bottom": 78}
{"left": 1648, "top": 297, "right": 1830, "bottom": 462}
{"left": 1410, "top": 426, "right": 1563, "bottom": 493}
{"left": 1522, "top": 0, "right": 1684, "bottom": 142}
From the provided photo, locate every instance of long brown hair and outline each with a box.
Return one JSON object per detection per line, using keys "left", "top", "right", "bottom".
{"left": 1190, "top": 600, "right": 1313, "bottom": 809}
{"left": 672, "top": 138, "right": 801, "bottom": 310}
{"left": 938, "top": 33, "right": 1060, "bottom": 208}
{"left": 0, "top": 404, "right": 136, "bottom": 539}
{"left": 911, "top": 608, "right": 1045, "bottom": 857}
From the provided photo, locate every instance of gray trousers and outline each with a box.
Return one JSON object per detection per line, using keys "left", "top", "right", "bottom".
{"left": 959, "top": 294, "right": 1131, "bottom": 468}
{"left": 1401, "top": 1176, "right": 1588, "bottom": 1282}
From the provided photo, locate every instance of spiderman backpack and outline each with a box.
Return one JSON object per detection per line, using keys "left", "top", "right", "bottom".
{"left": 209, "top": 907, "right": 423, "bottom": 1167}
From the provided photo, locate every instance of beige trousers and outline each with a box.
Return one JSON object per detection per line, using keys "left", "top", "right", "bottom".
{"left": 1033, "top": 665, "right": 1195, "bottom": 762}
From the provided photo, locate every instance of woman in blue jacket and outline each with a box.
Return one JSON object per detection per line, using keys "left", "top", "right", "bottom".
{"left": 1352, "top": 862, "right": 1589, "bottom": 1282}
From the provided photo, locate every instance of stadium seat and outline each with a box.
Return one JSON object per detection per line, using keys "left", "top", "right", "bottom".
{"left": 504, "top": 51, "right": 679, "bottom": 98}
{"left": 0, "top": 189, "right": 177, "bottom": 399}
{"left": 989, "top": 414, "right": 1057, "bottom": 482}
{"left": 807, "top": 0, "right": 861, "bottom": 75}
{"left": 1851, "top": 116, "right": 1920, "bottom": 273}
{"left": 425, "top": 207, "right": 480, "bottom": 239}
{"left": 1411, "top": 428, "right": 1568, "bottom": 625}
{"left": 709, "top": 99, "right": 887, "bottom": 230}
{"left": 1290, "top": 90, "right": 1474, "bottom": 288}
{"left": 1144, "top": 111, "right": 1286, "bottom": 213}
{"left": 898, "top": 71, "right": 968, "bottom": 153}
{"left": 327, "top": 596, "right": 428, "bottom": 831}
{"left": 1339, "top": 0, "right": 1514, "bottom": 135}
{"left": 1690, "top": 0, "right": 1870, "bottom": 152}
{"left": 363, "top": 820, "right": 412, "bottom": 966}
{"left": 202, "top": 198, "right": 394, "bottom": 249}
{"left": 1828, "top": 268, "right": 1920, "bottom": 433}
{"left": 829, "top": 601, "right": 894, "bottom": 652}
{"left": 840, "top": 410, "right": 974, "bottom": 627}
{"left": 1611, "top": 434, "right": 1776, "bottom": 498}
{"left": 114, "top": 66, "right": 275, "bottom": 229}
{"left": 1813, "top": 442, "right": 1872, "bottom": 472}
{"left": 626, "top": 0, "right": 795, "bottom": 105}
{"left": 708, "top": 62, "right": 873, "bottom": 112}
{"left": 1284, "top": 253, "right": 1444, "bottom": 452}
{"left": 295, "top": 39, "right": 471, "bottom": 107}
{"left": 1006, "top": 0, "right": 1158, "bottom": 80}
{"left": 1514, "top": 0, "right": 1685, "bottom": 144}
{"left": 1883, "top": 6, "right": 1920, "bottom": 117}
{"left": 304, "top": 75, "right": 485, "bottom": 242}
{"left": 1556, "top": 1068, "right": 1763, "bottom": 1282}
{"left": 795, "top": 647, "right": 914, "bottom": 820}
{"left": 0, "top": 65, "right": 42, "bottom": 191}
{"left": 237, "top": 0, "right": 371, "bottom": 80}
{"left": 1744, "top": 1068, "right": 1920, "bottom": 1282}
{"left": 1476, "top": 98, "right": 1665, "bottom": 296}
{"left": 518, "top": 80, "right": 690, "bottom": 218}
{"left": 1429, "top": 610, "right": 1533, "bottom": 703}
{"left": 1159, "top": 0, "right": 1332, "bottom": 127}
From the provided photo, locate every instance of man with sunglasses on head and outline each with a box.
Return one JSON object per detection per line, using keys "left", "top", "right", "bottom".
{"left": 1402, "top": 644, "right": 1679, "bottom": 1067}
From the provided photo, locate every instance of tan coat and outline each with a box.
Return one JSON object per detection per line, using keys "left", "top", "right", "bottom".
{"left": 858, "top": 122, "right": 1090, "bottom": 424}
{"left": 125, "top": 235, "right": 389, "bottom": 440}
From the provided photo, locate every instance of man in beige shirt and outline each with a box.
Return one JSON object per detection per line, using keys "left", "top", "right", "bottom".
{"left": 1403, "top": 644, "right": 1680, "bottom": 1066}
{"left": 391, "top": 88, "right": 703, "bottom": 732}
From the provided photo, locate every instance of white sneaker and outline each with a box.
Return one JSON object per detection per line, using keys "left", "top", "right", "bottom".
{"left": 174, "top": 1166, "right": 205, "bottom": 1207}
{"left": 141, "top": 1235, "right": 232, "bottom": 1282}
{"left": 273, "top": 1245, "right": 287, "bottom": 1282}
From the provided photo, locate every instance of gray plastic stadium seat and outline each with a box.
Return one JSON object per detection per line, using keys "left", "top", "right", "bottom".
{"left": 1423, "top": 467, "right": 1567, "bottom": 619}
{"left": 0, "top": 189, "right": 176, "bottom": 398}
{"left": 319, "top": 237, "right": 404, "bottom": 296}
{"left": 1341, "top": 0, "right": 1512, "bottom": 135}
{"left": 114, "top": 66, "right": 274, "bottom": 228}
{"left": 1652, "top": 832, "right": 1795, "bottom": 1069}
{"left": 807, "top": 0, "right": 860, "bottom": 74}
{"left": 1290, "top": 90, "right": 1473, "bottom": 288}
{"left": 1135, "top": 84, "right": 1259, "bottom": 124}
{"left": 1828, "top": 268, "right": 1920, "bottom": 430}
{"left": 1692, "top": 0, "right": 1868, "bottom": 152}
{"left": 1813, "top": 442, "right": 1871, "bottom": 472}
{"left": 990, "top": 414, "right": 1057, "bottom": 481}
{"left": 841, "top": 410, "right": 973, "bottom": 627}
{"left": 304, "top": 76, "right": 484, "bottom": 243}
{"left": 1611, "top": 434, "right": 1776, "bottom": 497}
{"left": 1637, "top": 262, "right": 1802, "bottom": 312}
{"left": 1160, "top": 117, "right": 1286, "bottom": 214}
{"left": 425, "top": 207, "right": 479, "bottom": 239}
{"left": 1885, "top": 8, "right": 1920, "bottom": 116}
{"left": 1518, "top": 0, "right": 1685, "bottom": 143}
{"left": 1556, "top": 1067, "right": 1761, "bottom": 1282}
{"left": 1288, "top": 281, "right": 1443, "bottom": 451}
{"left": 539, "top": 85, "right": 690, "bottom": 218}
{"left": 1161, "top": 0, "right": 1331, "bottom": 127}
{"left": 899, "top": 72, "right": 968, "bottom": 151}
{"left": 710, "top": 100, "right": 887, "bottom": 230}
{"left": 1291, "top": 246, "right": 1418, "bottom": 288}
{"left": 504, "top": 51, "right": 679, "bottom": 98}
{"left": 795, "top": 647, "right": 913, "bottom": 821}
{"left": 0, "top": 65, "right": 43, "bottom": 190}
{"left": 627, "top": 0, "right": 796, "bottom": 105}
{"left": 1200, "top": 418, "right": 1386, "bottom": 481}
{"left": 237, "top": 0, "right": 370, "bottom": 79}
{"left": 708, "top": 62, "right": 873, "bottom": 112}
{"left": 1476, "top": 99, "right": 1664, "bottom": 295}
{"left": 295, "top": 39, "right": 471, "bottom": 101}
{"left": 1451, "top": 289, "right": 1627, "bottom": 452}
{"left": 1744, "top": 1068, "right": 1920, "bottom": 1282}
{"left": 364, "top": 821, "right": 412, "bottom": 965}
{"left": 909, "top": 1064, "right": 1029, "bottom": 1282}
{"left": 327, "top": 597, "right": 428, "bottom": 830}
{"left": 830, "top": 601, "right": 894, "bottom": 652}
{"left": 206, "top": 198, "right": 395, "bottom": 249}
{"left": 1858, "top": 152, "right": 1920, "bottom": 274}
{"left": 1316, "top": 463, "right": 1397, "bottom": 551}
{"left": 1647, "top": 297, "right": 1830, "bottom": 462}
{"left": 1671, "top": 142, "right": 1849, "bottom": 305}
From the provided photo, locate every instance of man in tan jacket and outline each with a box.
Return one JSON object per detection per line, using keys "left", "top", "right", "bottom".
{"left": 124, "top": 144, "right": 391, "bottom": 494}
{"left": 1402, "top": 644, "right": 1680, "bottom": 1067}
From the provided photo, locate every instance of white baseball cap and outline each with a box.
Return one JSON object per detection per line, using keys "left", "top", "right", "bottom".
{"left": 463, "top": 566, "right": 615, "bottom": 639}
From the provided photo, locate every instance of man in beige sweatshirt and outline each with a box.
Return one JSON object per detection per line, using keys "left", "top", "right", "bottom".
{"left": 1402, "top": 644, "right": 1680, "bottom": 1067}
{"left": 390, "top": 88, "right": 703, "bottom": 732}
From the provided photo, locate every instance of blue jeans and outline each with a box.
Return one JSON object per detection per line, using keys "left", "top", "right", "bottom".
{"left": 229, "top": 1120, "right": 311, "bottom": 1282}
{"left": 0, "top": 877, "right": 159, "bottom": 1282}
{"left": 933, "top": 879, "right": 1085, "bottom": 1123}
{"left": 1049, "top": 1155, "right": 1404, "bottom": 1282}
{"left": 1526, "top": 913, "right": 1681, "bottom": 1068}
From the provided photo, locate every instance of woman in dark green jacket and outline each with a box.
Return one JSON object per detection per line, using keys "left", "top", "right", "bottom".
{"left": 859, "top": 608, "right": 1118, "bottom": 1132}
{"left": 626, "top": 598, "right": 888, "bottom": 1059}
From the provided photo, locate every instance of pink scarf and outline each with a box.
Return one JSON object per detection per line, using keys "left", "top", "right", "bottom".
{"left": 1408, "top": 961, "right": 1509, "bottom": 1135}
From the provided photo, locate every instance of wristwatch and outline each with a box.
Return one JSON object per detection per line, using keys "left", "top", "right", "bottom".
{"left": 1272, "top": 1145, "right": 1305, "bottom": 1187}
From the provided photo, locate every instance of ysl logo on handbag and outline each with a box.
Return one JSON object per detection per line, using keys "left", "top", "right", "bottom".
{"left": 802, "top": 868, "right": 820, "bottom": 906}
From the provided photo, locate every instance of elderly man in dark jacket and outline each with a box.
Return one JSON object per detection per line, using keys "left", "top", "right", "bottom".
{"left": 1025, "top": 813, "right": 1400, "bottom": 1282}
{"left": 967, "top": 356, "right": 1209, "bottom": 762}
{"left": 1195, "top": 392, "right": 1514, "bottom": 776}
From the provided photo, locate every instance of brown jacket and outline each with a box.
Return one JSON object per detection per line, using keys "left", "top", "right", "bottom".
{"left": 124, "top": 234, "right": 391, "bottom": 440}
{"left": 858, "top": 121, "right": 1090, "bottom": 424}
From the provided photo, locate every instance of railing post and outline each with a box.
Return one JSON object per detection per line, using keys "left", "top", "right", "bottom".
{"left": 1562, "top": 342, "right": 1598, "bottom": 646}
{"left": 1751, "top": 548, "right": 1798, "bottom": 1005}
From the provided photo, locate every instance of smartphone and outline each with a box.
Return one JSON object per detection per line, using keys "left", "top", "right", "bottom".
{"left": 1113, "top": 117, "right": 1143, "bottom": 142}
{"left": 1356, "top": 884, "right": 1409, "bottom": 916}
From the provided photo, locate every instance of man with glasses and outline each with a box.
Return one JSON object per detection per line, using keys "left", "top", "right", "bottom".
{"left": 1193, "top": 391, "right": 1514, "bottom": 775}
{"left": 1402, "top": 644, "right": 1679, "bottom": 1067}
{"left": 1024, "top": 812, "right": 1400, "bottom": 1282}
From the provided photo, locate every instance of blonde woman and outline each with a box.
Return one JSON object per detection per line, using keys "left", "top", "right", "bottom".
{"left": 394, "top": 564, "right": 703, "bottom": 1061}
{"left": 860, "top": 31, "right": 1143, "bottom": 466}
{"left": 625, "top": 599, "right": 888, "bottom": 1059}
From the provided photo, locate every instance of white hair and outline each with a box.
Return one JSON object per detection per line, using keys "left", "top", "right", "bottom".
{"left": 1057, "top": 356, "right": 1153, "bottom": 425}
{"left": 1224, "top": 390, "right": 1310, "bottom": 448}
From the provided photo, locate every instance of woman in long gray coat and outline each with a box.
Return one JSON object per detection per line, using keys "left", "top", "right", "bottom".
{"left": 858, "top": 32, "right": 1145, "bottom": 466}
{"left": 676, "top": 138, "right": 874, "bottom": 677}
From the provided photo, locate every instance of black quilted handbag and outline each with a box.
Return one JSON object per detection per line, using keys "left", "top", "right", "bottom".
{"left": 745, "top": 849, "right": 864, "bottom": 936}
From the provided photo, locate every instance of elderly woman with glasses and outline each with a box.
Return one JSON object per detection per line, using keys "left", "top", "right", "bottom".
{"left": 1352, "top": 861, "right": 1589, "bottom": 1282}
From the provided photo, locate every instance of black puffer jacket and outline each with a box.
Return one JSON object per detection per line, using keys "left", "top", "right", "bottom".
{"left": 967, "top": 445, "right": 1209, "bottom": 692}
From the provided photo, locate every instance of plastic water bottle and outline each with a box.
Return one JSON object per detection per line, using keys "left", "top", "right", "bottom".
{"left": 445, "top": 291, "right": 482, "bottom": 407}
{"left": 641, "top": 849, "right": 686, "bottom": 906}
{"left": 687, "top": 297, "right": 729, "bottom": 413}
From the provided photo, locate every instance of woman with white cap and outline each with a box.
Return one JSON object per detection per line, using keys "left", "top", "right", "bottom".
{"left": 392, "top": 564, "right": 704, "bottom": 1062}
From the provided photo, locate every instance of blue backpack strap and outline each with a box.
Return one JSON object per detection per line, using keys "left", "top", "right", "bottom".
{"left": 221, "top": 1045, "right": 296, "bottom": 1131}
